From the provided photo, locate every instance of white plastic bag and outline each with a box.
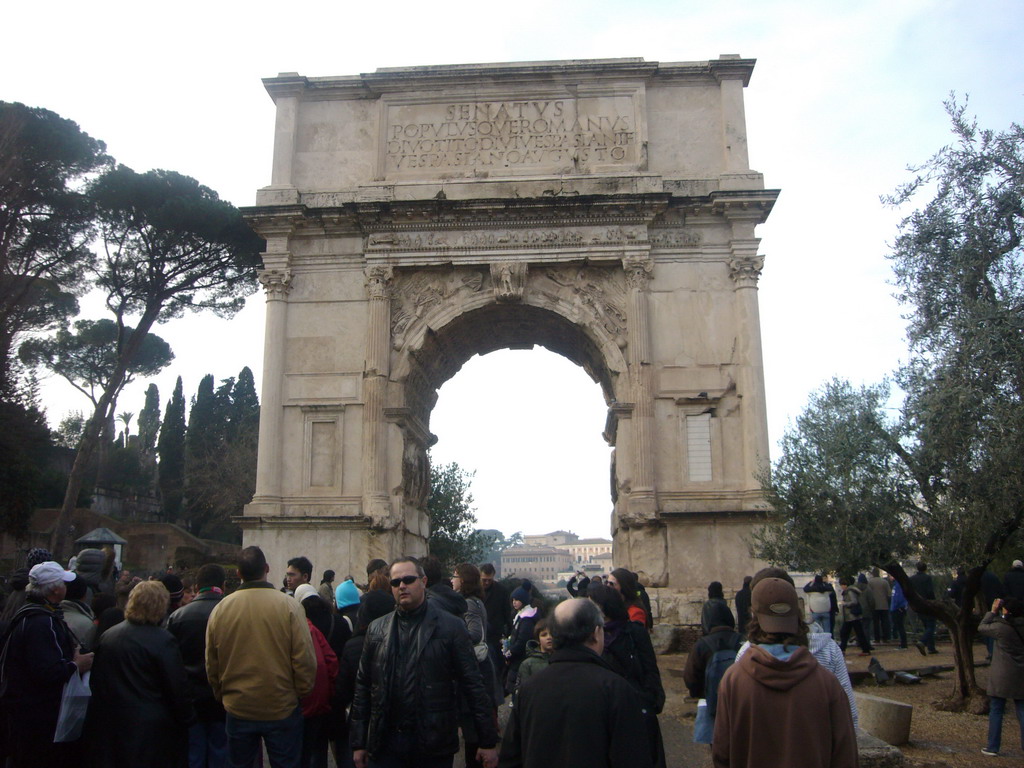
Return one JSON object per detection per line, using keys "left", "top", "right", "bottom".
{"left": 54, "top": 670, "right": 90, "bottom": 742}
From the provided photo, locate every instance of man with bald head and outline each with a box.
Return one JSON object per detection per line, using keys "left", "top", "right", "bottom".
{"left": 498, "top": 598, "right": 652, "bottom": 768}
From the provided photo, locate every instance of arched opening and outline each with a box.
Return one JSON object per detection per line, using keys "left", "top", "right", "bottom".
{"left": 431, "top": 347, "right": 613, "bottom": 539}
{"left": 391, "top": 299, "right": 627, "bottom": 567}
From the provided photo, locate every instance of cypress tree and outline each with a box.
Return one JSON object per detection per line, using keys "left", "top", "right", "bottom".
{"left": 157, "top": 377, "right": 185, "bottom": 521}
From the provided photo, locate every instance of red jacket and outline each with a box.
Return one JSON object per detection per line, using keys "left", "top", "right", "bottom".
{"left": 302, "top": 620, "right": 338, "bottom": 717}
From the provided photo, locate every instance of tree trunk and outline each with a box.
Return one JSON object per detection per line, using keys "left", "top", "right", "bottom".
{"left": 883, "top": 561, "right": 985, "bottom": 712}
{"left": 51, "top": 305, "right": 162, "bottom": 558}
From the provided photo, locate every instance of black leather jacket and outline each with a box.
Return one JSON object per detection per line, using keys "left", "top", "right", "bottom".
{"left": 350, "top": 599, "right": 497, "bottom": 756}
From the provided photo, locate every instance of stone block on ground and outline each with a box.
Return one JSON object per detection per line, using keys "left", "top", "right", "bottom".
{"left": 651, "top": 624, "right": 681, "bottom": 654}
{"left": 855, "top": 692, "right": 913, "bottom": 746}
{"left": 857, "top": 728, "right": 905, "bottom": 767}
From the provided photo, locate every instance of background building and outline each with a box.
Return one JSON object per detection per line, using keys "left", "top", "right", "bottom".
{"left": 499, "top": 545, "right": 573, "bottom": 582}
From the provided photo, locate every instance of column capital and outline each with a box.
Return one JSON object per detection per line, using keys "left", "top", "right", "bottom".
{"left": 623, "top": 256, "right": 653, "bottom": 290}
{"left": 365, "top": 265, "right": 394, "bottom": 299}
{"left": 729, "top": 255, "right": 764, "bottom": 288}
{"left": 258, "top": 268, "right": 293, "bottom": 299}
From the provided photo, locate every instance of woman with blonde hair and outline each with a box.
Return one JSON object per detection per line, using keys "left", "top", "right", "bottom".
{"left": 87, "top": 580, "right": 194, "bottom": 767}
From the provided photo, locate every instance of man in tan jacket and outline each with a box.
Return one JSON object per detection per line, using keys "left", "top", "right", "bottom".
{"left": 206, "top": 546, "right": 316, "bottom": 768}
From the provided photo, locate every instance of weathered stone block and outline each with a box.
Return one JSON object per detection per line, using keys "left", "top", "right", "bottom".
{"left": 855, "top": 692, "right": 913, "bottom": 747}
{"left": 857, "top": 728, "right": 906, "bottom": 767}
{"left": 650, "top": 624, "right": 681, "bottom": 654}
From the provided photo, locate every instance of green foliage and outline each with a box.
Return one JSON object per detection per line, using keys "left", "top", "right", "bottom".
{"left": 137, "top": 383, "right": 161, "bottom": 454}
{"left": 54, "top": 411, "right": 86, "bottom": 449}
{"left": 885, "top": 97, "right": 1024, "bottom": 569}
{"left": 100, "top": 442, "right": 154, "bottom": 496}
{"left": 427, "top": 459, "right": 492, "bottom": 570}
{"left": 0, "top": 101, "right": 111, "bottom": 398}
{"left": 158, "top": 377, "right": 186, "bottom": 522}
{"left": 0, "top": 401, "right": 53, "bottom": 538}
{"left": 753, "top": 101, "right": 1024, "bottom": 705}
{"left": 183, "top": 369, "right": 259, "bottom": 541}
{"left": 757, "top": 101, "right": 1024, "bottom": 577}
{"left": 50, "top": 165, "right": 264, "bottom": 557}
{"left": 753, "top": 379, "right": 916, "bottom": 576}
{"left": 20, "top": 318, "right": 173, "bottom": 407}
{"left": 87, "top": 166, "right": 264, "bottom": 323}
{"left": 477, "top": 529, "right": 525, "bottom": 566}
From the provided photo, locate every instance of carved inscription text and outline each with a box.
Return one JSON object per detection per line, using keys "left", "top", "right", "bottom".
{"left": 384, "top": 96, "right": 639, "bottom": 175}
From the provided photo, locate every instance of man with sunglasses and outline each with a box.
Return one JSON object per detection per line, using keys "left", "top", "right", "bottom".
{"left": 350, "top": 557, "right": 499, "bottom": 768}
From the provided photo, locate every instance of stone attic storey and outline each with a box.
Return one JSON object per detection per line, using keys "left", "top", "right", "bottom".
{"left": 242, "top": 56, "right": 777, "bottom": 619}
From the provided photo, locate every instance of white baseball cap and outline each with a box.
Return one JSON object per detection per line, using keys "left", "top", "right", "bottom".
{"left": 29, "top": 561, "right": 77, "bottom": 587}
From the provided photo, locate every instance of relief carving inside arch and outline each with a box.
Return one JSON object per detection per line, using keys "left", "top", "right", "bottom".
{"left": 389, "top": 262, "right": 629, "bottom": 352}
{"left": 538, "top": 265, "right": 628, "bottom": 345}
{"left": 390, "top": 268, "right": 486, "bottom": 346}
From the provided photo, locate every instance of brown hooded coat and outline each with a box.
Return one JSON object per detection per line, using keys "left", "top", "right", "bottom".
{"left": 712, "top": 645, "right": 858, "bottom": 768}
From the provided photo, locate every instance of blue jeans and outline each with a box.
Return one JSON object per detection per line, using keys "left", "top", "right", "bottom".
{"left": 810, "top": 612, "right": 832, "bottom": 635}
{"left": 189, "top": 720, "right": 228, "bottom": 768}
{"left": 891, "top": 610, "right": 907, "bottom": 647}
{"left": 226, "top": 706, "right": 303, "bottom": 768}
{"left": 919, "top": 615, "right": 936, "bottom": 652}
{"left": 987, "top": 697, "right": 1024, "bottom": 753}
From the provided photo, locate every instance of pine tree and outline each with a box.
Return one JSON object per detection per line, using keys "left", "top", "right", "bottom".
{"left": 157, "top": 377, "right": 186, "bottom": 521}
{"left": 137, "top": 383, "right": 161, "bottom": 454}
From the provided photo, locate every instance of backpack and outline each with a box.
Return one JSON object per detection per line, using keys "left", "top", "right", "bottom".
{"left": 807, "top": 590, "right": 832, "bottom": 614}
{"left": 704, "top": 647, "right": 737, "bottom": 716}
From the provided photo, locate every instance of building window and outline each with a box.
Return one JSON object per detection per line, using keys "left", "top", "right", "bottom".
{"left": 686, "top": 412, "right": 712, "bottom": 482}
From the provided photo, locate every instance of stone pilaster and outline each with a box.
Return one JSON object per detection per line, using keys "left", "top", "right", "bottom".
{"left": 623, "top": 255, "right": 657, "bottom": 523}
{"left": 252, "top": 267, "right": 293, "bottom": 506}
{"left": 729, "top": 245, "right": 771, "bottom": 483}
{"left": 362, "top": 265, "right": 395, "bottom": 529}
{"left": 710, "top": 55, "right": 751, "bottom": 173}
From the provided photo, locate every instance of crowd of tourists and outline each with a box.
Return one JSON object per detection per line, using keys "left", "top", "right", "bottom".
{"left": 0, "top": 547, "right": 666, "bottom": 768}
{"left": 4, "top": 545, "right": 1024, "bottom": 767}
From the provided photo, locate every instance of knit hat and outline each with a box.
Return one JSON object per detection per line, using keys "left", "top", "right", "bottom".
{"left": 25, "top": 548, "right": 53, "bottom": 568}
{"left": 74, "top": 548, "right": 105, "bottom": 585}
{"left": 9, "top": 568, "right": 29, "bottom": 591}
{"left": 294, "top": 584, "right": 319, "bottom": 604}
{"left": 29, "top": 561, "right": 77, "bottom": 588}
{"left": 752, "top": 577, "right": 800, "bottom": 635}
{"left": 1014, "top": 560, "right": 1023, "bottom": 569}
{"left": 511, "top": 579, "right": 533, "bottom": 605}
{"left": 158, "top": 573, "right": 184, "bottom": 602}
{"left": 335, "top": 578, "right": 361, "bottom": 610}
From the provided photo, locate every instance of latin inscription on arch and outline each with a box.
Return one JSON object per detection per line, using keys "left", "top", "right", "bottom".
{"left": 382, "top": 93, "right": 642, "bottom": 177}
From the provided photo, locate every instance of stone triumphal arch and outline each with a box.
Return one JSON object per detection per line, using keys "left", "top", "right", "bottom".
{"left": 242, "top": 57, "right": 778, "bottom": 605}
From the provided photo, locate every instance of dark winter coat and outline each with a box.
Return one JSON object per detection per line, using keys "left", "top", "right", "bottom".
{"left": 734, "top": 585, "right": 752, "bottom": 633}
{"left": 603, "top": 620, "right": 665, "bottom": 714}
{"left": 483, "top": 580, "right": 514, "bottom": 645}
{"left": 507, "top": 606, "right": 539, "bottom": 689}
{"left": 87, "top": 620, "right": 195, "bottom": 768}
{"left": 683, "top": 626, "right": 743, "bottom": 699}
{"left": 712, "top": 645, "right": 857, "bottom": 768}
{"left": 166, "top": 590, "right": 224, "bottom": 721}
{"left": 1005, "top": 568, "right": 1024, "bottom": 602}
{"left": 701, "top": 598, "right": 735, "bottom": 636}
{"left": 498, "top": 645, "right": 653, "bottom": 768}
{"left": 982, "top": 570, "right": 1006, "bottom": 604}
{"left": 350, "top": 599, "right": 497, "bottom": 757}
{"left": 977, "top": 612, "right": 1024, "bottom": 700}
{"left": 514, "top": 639, "right": 550, "bottom": 695}
{"left": 909, "top": 571, "right": 935, "bottom": 600}
{"left": 0, "top": 598, "right": 78, "bottom": 757}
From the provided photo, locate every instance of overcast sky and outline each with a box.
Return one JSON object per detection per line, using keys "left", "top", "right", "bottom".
{"left": 5, "top": 0, "right": 1021, "bottom": 539}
